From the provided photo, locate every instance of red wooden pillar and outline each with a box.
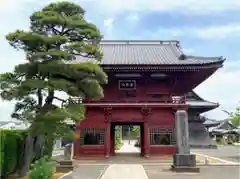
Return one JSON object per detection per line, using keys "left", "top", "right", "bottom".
{"left": 110, "top": 124, "right": 116, "bottom": 156}
{"left": 140, "top": 125, "right": 144, "bottom": 156}
{"left": 104, "top": 107, "right": 112, "bottom": 158}
{"left": 105, "top": 122, "right": 111, "bottom": 157}
{"left": 144, "top": 122, "right": 150, "bottom": 157}
{"left": 141, "top": 107, "right": 151, "bottom": 158}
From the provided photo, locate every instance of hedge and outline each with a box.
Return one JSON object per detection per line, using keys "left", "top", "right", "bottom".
{"left": 0, "top": 129, "right": 27, "bottom": 178}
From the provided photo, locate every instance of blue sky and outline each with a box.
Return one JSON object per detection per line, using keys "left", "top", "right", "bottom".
{"left": 0, "top": 0, "right": 240, "bottom": 121}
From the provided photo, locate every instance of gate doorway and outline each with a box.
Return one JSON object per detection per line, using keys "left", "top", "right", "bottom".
{"left": 110, "top": 122, "right": 145, "bottom": 156}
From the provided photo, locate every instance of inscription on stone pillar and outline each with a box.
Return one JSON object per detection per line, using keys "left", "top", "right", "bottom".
{"left": 175, "top": 110, "right": 190, "bottom": 154}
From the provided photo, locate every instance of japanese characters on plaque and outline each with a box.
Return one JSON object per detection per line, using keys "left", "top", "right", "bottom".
{"left": 119, "top": 80, "right": 136, "bottom": 90}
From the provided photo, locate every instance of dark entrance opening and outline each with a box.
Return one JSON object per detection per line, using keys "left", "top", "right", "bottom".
{"left": 110, "top": 122, "right": 144, "bottom": 157}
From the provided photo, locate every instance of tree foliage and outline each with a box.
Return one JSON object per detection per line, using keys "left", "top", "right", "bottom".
{"left": 230, "top": 107, "right": 240, "bottom": 126}
{"left": 223, "top": 107, "right": 240, "bottom": 126}
{"left": 0, "top": 1, "right": 107, "bottom": 171}
{"left": 0, "top": 1, "right": 107, "bottom": 129}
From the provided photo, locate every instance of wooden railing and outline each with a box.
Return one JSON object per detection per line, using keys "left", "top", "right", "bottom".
{"left": 66, "top": 96, "right": 186, "bottom": 104}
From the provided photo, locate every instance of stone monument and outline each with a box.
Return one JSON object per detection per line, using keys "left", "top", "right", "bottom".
{"left": 56, "top": 143, "right": 74, "bottom": 173}
{"left": 64, "top": 144, "right": 72, "bottom": 160}
{"left": 171, "top": 110, "right": 200, "bottom": 172}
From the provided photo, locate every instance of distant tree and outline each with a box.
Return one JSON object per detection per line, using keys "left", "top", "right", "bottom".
{"left": 222, "top": 107, "right": 240, "bottom": 126}
{"left": 0, "top": 1, "right": 107, "bottom": 176}
{"left": 230, "top": 107, "right": 240, "bottom": 126}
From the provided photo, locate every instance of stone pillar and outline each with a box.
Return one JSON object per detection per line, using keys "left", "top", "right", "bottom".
{"left": 172, "top": 110, "right": 199, "bottom": 172}
{"left": 104, "top": 107, "right": 112, "bottom": 158}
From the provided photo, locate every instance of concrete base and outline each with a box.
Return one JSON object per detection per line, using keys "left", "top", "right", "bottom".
{"left": 173, "top": 154, "right": 197, "bottom": 167}
{"left": 56, "top": 160, "right": 74, "bottom": 173}
{"left": 172, "top": 154, "right": 200, "bottom": 173}
{"left": 171, "top": 165, "right": 200, "bottom": 173}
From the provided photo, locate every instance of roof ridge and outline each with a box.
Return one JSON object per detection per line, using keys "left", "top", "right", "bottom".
{"left": 100, "top": 40, "right": 180, "bottom": 45}
{"left": 192, "top": 91, "right": 219, "bottom": 105}
{"left": 186, "top": 55, "right": 225, "bottom": 60}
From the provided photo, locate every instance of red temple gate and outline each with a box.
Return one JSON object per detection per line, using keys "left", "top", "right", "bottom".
{"left": 72, "top": 40, "right": 224, "bottom": 159}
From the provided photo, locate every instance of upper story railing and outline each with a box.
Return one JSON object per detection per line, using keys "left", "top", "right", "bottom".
{"left": 66, "top": 95, "right": 186, "bottom": 105}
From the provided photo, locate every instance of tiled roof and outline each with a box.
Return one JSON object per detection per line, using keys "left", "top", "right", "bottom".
{"left": 74, "top": 40, "right": 225, "bottom": 65}
{"left": 186, "top": 101, "right": 219, "bottom": 107}
{"left": 185, "top": 91, "right": 219, "bottom": 108}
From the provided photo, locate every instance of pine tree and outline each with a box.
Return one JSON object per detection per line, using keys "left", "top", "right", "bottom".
{"left": 0, "top": 1, "right": 107, "bottom": 176}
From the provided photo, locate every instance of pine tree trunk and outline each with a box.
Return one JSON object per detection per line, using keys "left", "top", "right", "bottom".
{"left": 43, "top": 135, "right": 55, "bottom": 157}
{"left": 33, "top": 135, "right": 45, "bottom": 160}
{"left": 19, "top": 135, "right": 34, "bottom": 177}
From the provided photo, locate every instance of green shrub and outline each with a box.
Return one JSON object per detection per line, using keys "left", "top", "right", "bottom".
{"left": 28, "top": 156, "right": 54, "bottom": 179}
{"left": 0, "top": 129, "right": 5, "bottom": 174}
{"left": 132, "top": 126, "right": 140, "bottom": 137}
{"left": 0, "top": 129, "right": 27, "bottom": 178}
{"left": 115, "top": 126, "right": 123, "bottom": 150}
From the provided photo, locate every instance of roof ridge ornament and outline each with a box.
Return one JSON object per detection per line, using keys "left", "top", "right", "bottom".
{"left": 179, "top": 54, "right": 187, "bottom": 60}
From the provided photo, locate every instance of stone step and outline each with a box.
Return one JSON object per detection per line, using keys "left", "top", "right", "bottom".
{"left": 58, "top": 160, "right": 73, "bottom": 165}
{"left": 55, "top": 164, "right": 74, "bottom": 173}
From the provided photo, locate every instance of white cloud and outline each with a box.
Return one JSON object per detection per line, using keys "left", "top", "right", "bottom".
{"left": 0, "top": 0, "right": 37, "bottom": 13}
{"left": 103, "top": 18, "right": 115, "bottom": 39}
{"left": 0, "top": 100, "right": 16, "bottom": 121}
{"left": 103, "top": 18, "right": 114, "bottom": 31}
{"left": 195, "top": 60, "right": 240, "bottom": 120}
{"left": 126, "top": 14, "right": 139, "bottom": 22}
{"left": 2, "top": 0, "right": 240, "bottom": 15}
{"left": 96, "top": 0, "right": 240, "bottom": 14}
{"left": 153, "top": 24, "right": 240, "bottom": 39}
{"left": 193, "top": 25, "right": 240, "bottom": 39}
{"left": 182, "top": 48, "right": 194, "bottom": 54}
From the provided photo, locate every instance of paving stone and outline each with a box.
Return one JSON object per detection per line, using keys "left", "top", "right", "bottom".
{"left": 143, "top": 165, "right": 240, "bottom": 179}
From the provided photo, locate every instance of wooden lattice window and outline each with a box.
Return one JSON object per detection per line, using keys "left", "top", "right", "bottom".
{"left": 80, "top": 128, "right": 106, "bottom": 145}
{"left": 149, "top": 128, "right": 176, "bottom": 145}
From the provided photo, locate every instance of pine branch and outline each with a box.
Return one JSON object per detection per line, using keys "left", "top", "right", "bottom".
{"left": 53, "top": 96, "right": 66, "bottom": 103}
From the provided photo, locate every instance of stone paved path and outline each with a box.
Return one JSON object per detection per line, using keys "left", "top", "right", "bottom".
{"left": 100, "top": 164, "right": 148, "bottom": 179}
{"left": 144, "top": 165, "right": 240, "bottom": 179}
{"left": 62, "top": 164, "right": 109, "bottom": 179}
{"left": 116, "top": 140, "right": 140, "bottom": 153}
{"left": 192, "top": 146, "right": 240, "bottom": 163}
{"left": 62, "top": 164, "right": 240, "bottom": 179}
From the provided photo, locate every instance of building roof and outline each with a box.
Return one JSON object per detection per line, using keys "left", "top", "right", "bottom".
{"left": 208, "top": 119, "right": 240, "bottom": 134}
{"left": 186, "top": 101, "right": 219, "bottom": 107}
{"left": 74, "top": 40, "right": 225, "bottom": 65}
{"left": 186, "top": 91, "right": 219, "bottom": 110}
{"left": 0, "top": 120, "right": 29, "bottom": 130}
{"left": 203, "top": 118, "right": 222, "bottom": 126}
